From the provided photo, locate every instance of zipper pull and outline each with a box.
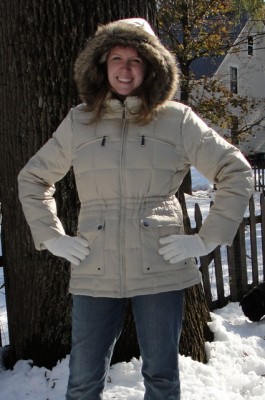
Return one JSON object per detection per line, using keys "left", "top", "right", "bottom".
{"left": 141, "top": 135, "right": 145, "bottom": 146}
{"left": 101, "top": 136, "right": 107, "bottom": 146}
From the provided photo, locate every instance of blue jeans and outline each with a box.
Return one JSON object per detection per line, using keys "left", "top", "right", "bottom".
{"left": 66, "top": 290, "right": 184, "bottom": 400}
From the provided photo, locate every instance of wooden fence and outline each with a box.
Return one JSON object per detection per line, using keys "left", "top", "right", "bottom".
{"left": 253, "top": 165, "right": 265, "bottom": 192}
{"left": 193, "top": 192, "right": 265, "bottom": 311}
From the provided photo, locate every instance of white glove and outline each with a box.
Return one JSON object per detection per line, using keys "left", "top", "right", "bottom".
{"left": 43, "top": 236, "right": 90, "bottom": 266}
{"left": 158, "top": 234, "right": 218, "bottom": 264}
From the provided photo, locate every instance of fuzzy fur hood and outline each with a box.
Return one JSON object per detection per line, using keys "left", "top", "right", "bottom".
{"left": 74, "top": 19, "right": 179, "bottom": 110}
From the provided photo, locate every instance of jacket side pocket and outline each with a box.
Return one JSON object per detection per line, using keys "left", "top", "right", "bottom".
{"left": 72, "top": 217, "right": 105, "bottom": 276}
{"left": 140, "top": 211, "right": 186, "bottom": 275}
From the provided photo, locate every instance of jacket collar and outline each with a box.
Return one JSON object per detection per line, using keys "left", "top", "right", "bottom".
{"left": 102, "top": 95, "right": 142, "bottom": 119}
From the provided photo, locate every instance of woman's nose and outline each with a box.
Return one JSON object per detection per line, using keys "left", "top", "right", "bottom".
{"left": 120, "top": 61, "right": 131, "bottom": 70}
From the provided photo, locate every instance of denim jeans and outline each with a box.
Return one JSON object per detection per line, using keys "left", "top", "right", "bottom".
{"left": 66, "top": 290, "right": 184, "bottom": 400}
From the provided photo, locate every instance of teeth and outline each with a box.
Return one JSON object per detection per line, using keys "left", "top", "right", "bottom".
{"left": 118, "top": 78, "right": 132, "bottom": 83}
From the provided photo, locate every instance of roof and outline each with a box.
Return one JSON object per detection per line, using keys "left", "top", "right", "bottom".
{"left": 190, "top": 55, "right": 225, "bottom": 79}
{"left": 190, "top": 17, "right": 248, "bottom": 79}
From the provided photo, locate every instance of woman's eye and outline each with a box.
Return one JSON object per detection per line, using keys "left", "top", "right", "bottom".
{"left": 131, "top": 58, "right": 142, "bottom": 64}
{"left": 109, "top": 56, "right": 143, "bottom": 65}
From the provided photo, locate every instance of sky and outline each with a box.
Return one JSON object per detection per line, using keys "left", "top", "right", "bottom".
{"left": 0, "top": 168, "right": 264, "bottom": 400}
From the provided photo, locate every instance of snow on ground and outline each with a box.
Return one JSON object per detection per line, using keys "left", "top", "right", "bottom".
{"left": 0, "top": 303, "right": 264, "bottom": 400}
{"left": 0, "top": 167, "right": 265, "bottom": 399}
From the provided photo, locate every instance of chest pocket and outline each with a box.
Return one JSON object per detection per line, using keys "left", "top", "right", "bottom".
{"left": 140, "top": 134, "right": 178, "bottom": 172}
{"left": 124, "top": 134, "right": 179, "bottom": 198}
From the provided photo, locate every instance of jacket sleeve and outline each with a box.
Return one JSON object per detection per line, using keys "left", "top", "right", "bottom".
{"left": 18, "top": 110, "right": 73, "bottom": 250}
{"left": 181, "top": 107, "right": 254, "bottom": 246}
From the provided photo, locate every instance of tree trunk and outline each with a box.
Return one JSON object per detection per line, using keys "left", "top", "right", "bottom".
{"left": 0, "top": 0, "right": 156, "bottom": 369}
{"left": 177, "top": 189, "right": 214, "bottom": 362}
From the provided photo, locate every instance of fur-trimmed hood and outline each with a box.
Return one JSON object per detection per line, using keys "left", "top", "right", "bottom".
{"left": 74, "top": 18, "right": 179, "bottom": 110}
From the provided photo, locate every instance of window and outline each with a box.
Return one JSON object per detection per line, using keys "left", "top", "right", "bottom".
{"left": 248, "top": 36, "right": 253, "bottom": 56}
{"left": 230, "top": 67, "right": 238, "bottom": 94}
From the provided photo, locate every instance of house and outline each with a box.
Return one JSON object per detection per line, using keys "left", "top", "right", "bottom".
{"left": 191, "top": 18, "right": 265, "bottom": 157}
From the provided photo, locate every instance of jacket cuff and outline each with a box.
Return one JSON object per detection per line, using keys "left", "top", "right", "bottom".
{"left": 31, "top": 226, "right": 66, "bottom": 250}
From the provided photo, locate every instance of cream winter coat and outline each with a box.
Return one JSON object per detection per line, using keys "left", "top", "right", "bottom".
{"left": 18, "top": 20, "right": 253, "bottom": 298}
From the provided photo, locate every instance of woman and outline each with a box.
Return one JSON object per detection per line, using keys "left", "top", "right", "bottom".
{"left": 18, "top": 18, "right": 253, "bottom": 400}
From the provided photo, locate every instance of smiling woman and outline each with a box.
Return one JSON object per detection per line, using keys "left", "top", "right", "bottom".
{"left": 107, "top": 47, "right": 146, "bottom": 97}
{"left": 17, "top": 18, "right": 253, "bottom": 400}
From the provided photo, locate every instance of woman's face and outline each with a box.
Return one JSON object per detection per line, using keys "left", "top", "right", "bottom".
{"left": 107, "top": 46, "right": 146, "bottom": 96}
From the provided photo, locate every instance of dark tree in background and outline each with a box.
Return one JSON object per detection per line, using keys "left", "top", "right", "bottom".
{"left": 0, "top": 0, "right": 157, "bottom": 369}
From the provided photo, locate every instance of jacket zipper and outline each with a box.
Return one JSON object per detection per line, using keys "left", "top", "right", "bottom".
{"left": 75, "top": 136, "right": 107, "bottom": 150}
{"left": 119, "top": 106, "right": 128, "bottom": 297}
{"left": 101, "top": 136, "right": 107, "bottom": 146}
{"left": 142, "top": 134, "right": 176, "bottom": 148}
